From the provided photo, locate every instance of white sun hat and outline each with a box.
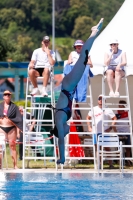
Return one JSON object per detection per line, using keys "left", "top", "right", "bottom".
{"left": 109, "top": 39, "right": 119, "bottom": 45}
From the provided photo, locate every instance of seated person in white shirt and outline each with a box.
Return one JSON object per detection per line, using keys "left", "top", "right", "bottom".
{"left": 28, "top": 36, "right": 55, "bottom": 96}
{"left": 67, "top": 39, "right": 93, "bottom": 67}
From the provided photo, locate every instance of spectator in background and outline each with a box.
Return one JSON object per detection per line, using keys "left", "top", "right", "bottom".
{"left": 0, "top": 90, "right": 23, "bottom": 169}
{"left": 64, "top": 39, "right": 93, "bottom": 102}
{"left": 67, "top": 39, "right": 93, "bottom": 67}
{"left": 28, "top": 36, "right": 55, "bottom": 96}
{"left": 115, "top": 100, "right": 131, "bottom": 166}
{"left": 104, "top": 39, "right": 127, "bottom": 97}
{"left": 86, "top": 94, "right": 117, "bottom": 169}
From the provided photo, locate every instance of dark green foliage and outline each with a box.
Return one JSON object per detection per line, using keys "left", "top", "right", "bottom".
{"left": 0, "top": 0, "right": 124, "bottom": 61}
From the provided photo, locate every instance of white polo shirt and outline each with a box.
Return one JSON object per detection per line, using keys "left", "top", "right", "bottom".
{"left": 88, "top": 106, "right": 115, "bottom": 133}
{"left": 70, "top": 51, "right": 90, "bottom": 65}
{"left": 31, "top": 48, "right": 55, "bottom": 68}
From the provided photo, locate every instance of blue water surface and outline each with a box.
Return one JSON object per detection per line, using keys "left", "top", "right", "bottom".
{"left": 0, "top": 173, "right": 133, "bottom": 200}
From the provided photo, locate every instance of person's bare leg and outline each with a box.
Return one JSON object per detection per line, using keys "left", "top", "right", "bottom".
{"left": 8, "top": 128, "right": 18, "bottom": 169}
{"left": 42, "top": 68, "right": 50, "bottom": 87}
{"left": 28, "top": 69, "right": 39, "bottom": 88}
{"left": 106, "top": 70, "right": 114, "bottom": 93}
{"left": 115, "top": 70, "right": 125, "bottom": 92}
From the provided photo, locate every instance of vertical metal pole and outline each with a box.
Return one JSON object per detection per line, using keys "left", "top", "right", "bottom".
{"left": 15, "top": 74, "right": 19, "bottom": 101}
{"left": 20, "top": 76, "right": 24, "bottom": 99}
{"left": 52, "top": 0, "right": 55, "bottom": 51}
{"left": 52, "top": 0, "right": 57, "bottom": 169}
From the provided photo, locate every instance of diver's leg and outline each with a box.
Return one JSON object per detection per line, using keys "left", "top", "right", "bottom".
{"left": 63, "top": 18, "right": 104, "bottom": 91}
{"left": 55, "top": 111, "right": 68, "bottom": 164}
{"left": 64, "top": 123, "right": 70, "bottom": 137}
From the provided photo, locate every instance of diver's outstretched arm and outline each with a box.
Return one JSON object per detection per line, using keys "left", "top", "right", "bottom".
{"left": 63, "top": 18, "right": 104, "bottom": 91}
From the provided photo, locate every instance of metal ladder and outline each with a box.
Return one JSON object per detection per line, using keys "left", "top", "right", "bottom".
{"left": 23, "top": 67, "right": 57, "bottom": 169}
{"left": 0, "top": 134, "right": 8, "bottom": 170}
{"left": 102, "top": 68, "right": 133, "bottom": 166}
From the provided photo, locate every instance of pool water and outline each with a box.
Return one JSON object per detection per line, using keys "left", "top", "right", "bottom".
{"left": 0, "top": 173, "right": 133, "bottom": 200}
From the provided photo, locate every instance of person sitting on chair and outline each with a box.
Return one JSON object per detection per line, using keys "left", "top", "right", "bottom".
{"left": 67, "top": 39, "right": 93, "bottom": 67}
{"left": 115, "top": 100, "right": 131, "bottom": 166}
{"left": 64, "top": 39, "right": 93, "bottom": 102}
{"left": 104, "top": 39, "right": 127, "bottom": 97}
{"left": 28, "top": 36, "right": 55, "bottom": 96}
{"left": 50, "top": 18, "right": 104, "bottom": 165}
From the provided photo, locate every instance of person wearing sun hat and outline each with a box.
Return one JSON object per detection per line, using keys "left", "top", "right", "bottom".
{"left": 3, "top": 90, "right": 12, "bottom": 95}
{"left": 67, "top": 39, "right": 93, "bottom": 67}
{"left": 0, "top": 90, "right": 23, "bottom": 169}
{"left": 104, "top": 38, "right": 127, "bottom": 97}
{"left": 86, "top": 94, "right": 117, "bottom": 169}
{"left": 63, "top": 39, "right": 93, "bottom": 102}
{"left": 28, "top": 35, "right": 55, "bottom": 96}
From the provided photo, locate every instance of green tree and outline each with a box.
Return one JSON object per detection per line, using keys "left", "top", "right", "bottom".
{"left": 7, "top": 35, "right": 34, "bottom": 61}
{"left": 0, "top": 8, "right": 25, "bottom": 29}
{"left": 0, "top": 34, "right": 13, "bottom": 61}
{"left": 0, "top": 0, "right": 125, "bottom": 61}
{"left": 72, "top": 16, "right": 94, "bottom": 40}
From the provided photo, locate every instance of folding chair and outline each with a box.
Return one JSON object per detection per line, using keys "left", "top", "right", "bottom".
{"left": 97, "top": 134, "right": 123, "bottom": 172}
{"left": 29, "top": 134, "right": 46, "bottom": 164}
{"left": 0, "top": 134, "right": 8, "bottom": 170}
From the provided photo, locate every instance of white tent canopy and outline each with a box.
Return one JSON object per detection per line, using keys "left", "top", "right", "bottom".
{"left": 90, "top": 0, "right": 133, "bottom": 76}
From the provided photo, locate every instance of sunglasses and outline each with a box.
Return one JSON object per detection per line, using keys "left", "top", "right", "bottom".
{"left": 110, "top": 43, "right": 117, "bottom": 46}
{"left": 43, "top": 41, "right": 49, "bottom": 44}
{"left": 4, "top": 94, "right": 11, "bottom": 96}
{"left": 98, "top": 97, "right": 102, "bottom": 100}
{"left": 75, "top": 45, "right": 82, "bottom": 48}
